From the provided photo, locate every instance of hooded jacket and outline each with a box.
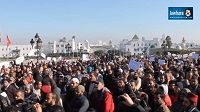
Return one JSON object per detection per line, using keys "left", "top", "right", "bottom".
{"left": 91, "top": 87, "right": 115, "bottom": 112}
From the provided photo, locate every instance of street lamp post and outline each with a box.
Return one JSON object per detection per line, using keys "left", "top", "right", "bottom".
{"left": 30, "top": 33, "right": 43, "bottom": 61}
{"left": 69, "top": 46, "right": 72, "bottom": 58}
{"left": 79, "top": 46, "right": 83, "bottom": 57}
{"left": 65, "top": 43, "right": 72, "bottom": 58}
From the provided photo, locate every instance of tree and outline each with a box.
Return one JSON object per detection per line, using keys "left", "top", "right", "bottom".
{"left": 166, "top": 36, "right": 172, "bottom": 49}
{"left": 161, "top": 41, "right": 167, "bottom": 49}
{"left": 94, "top": 50, "right": 104, "bottom": 56}
{"left": 150, "top": 45, "right": 155, "bottom": 48}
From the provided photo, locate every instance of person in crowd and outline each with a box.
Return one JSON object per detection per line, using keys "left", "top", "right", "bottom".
{"left": 188, "top": 76, "right": 200, "bottom": 94}
{"left": 182, "top": 92, "right": 200, "bottom": 112}
{"left": 188, "top": 76, "right": 200, "bottom": 109}
{"left": 157, "top": 73, "right": 167, "bottom": 85}
{"left": 176, "top": 71, "right": 189, "bottom": 89}
{"left": 131, "top": 72, "right": 142, "bottom": 90}
{"left": 119, "top": 93, "right": 151, "bottom": 112}
{"left": 85, "top": 71, "right": 98, "bottom": 100}
{"left": 4, "top": 105, "right": 18, "bottom": 112}
{"left": 2, "top": 77, "right": 18, "bottom": 104}
{"left": 103, "top": 69, "right": 115, "bottom": 92}
{"left": 158, "top": 84, "right": 172, "bottom": 108}
{"left": 70, "top": 85, "right": 89, "bottom": 112}
{"left": 24, "top": 85, "right": 38, "bottom": 105}
{"left": 90, "top": 77, "right": 115, "bottom": 112}
{"left": 171, "top": 88, "right": 191, "bottom": 112}
{"left": 168, "top": 80, "right": 179, "bottom": 104}
{"left": 34, "top": 103, "right": 65, "bottom": 112}
{"left": 12, "top": 90, "right": 32, "bottom": 112}
{"left": 0, "top": 91, "right": 10, "bottom": 112}
{"left": 33, "top": 81, "right": 43, "bottom": 100}
{"left": 143, "top": 78, "right": 158, "bottom": 109}
{"left": 153, "top": 92, "right": 170, "bottom": 112}
{"left": 63, "top": 77, "right": 80, "bottom": 111}
{"left": 130, "top": 80, "right": 140, "bottom": 95}
{"left": 113, "top": 75, "right": 134, "bottom": 111}
{"left": 193, "top": 68, "right": 199, "bottom": 77}
{"left": 42, "top": 92, "right": 65, "bottom": 112}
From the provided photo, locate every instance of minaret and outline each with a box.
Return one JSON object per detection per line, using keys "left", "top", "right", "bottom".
{"left": 142, "top": 37, "right": 145, "bottom": 41}
{"left": 85, "top": 40, "right": 90, "bottom": 49}
{"left": 181, "top": 37, "right": 186, "bottom": 49}
{"left": 72, "top": 36, "right": 75, "bottom": 51}
{"left": 109, "top": 40, "right": 112, "bottom": 46}
{"left": 182, "top": 37, "right": 186, "bottom": 43}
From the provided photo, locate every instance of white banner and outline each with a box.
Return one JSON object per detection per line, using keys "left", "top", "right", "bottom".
{"left": 15, "top": 56, "right": 25, "bottom": 64}
{"left": 47, "top": 57, "right": 51, "bottom": 61}
{"left": 82, "top": 54, "right": 90, "bottom": 61}
{"left": 183, "top": 54, "right": 188, "bottom": 58}
{"left": 52, "top": 57, "right": 57, "bottom": 62}
{"left": 0, "top": 61, "right": 10, "bottom": 69}
{"left": 41, "top": 53, "right": 46, "bottom": 59}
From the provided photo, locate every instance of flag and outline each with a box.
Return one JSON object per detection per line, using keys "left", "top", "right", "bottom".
{"left": 6, "top": 35, "right": 11, "bottom": 47}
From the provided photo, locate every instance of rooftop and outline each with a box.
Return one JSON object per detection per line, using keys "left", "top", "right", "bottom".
{"left": 132, "top": 34, "right": 139, "bottom": 40}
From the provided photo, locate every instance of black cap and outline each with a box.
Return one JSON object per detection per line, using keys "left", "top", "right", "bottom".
{"left": 95, "top": 77, "right": 104, "bottom": 84}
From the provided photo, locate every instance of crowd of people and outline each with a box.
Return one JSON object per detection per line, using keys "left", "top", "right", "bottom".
{"left": 0, "top": 54, "right": 200, "bottom": 112}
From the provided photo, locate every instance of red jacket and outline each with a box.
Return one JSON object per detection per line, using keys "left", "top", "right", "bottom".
{"left": 91, "top": 87, "right": 115, "bottom": 112}
{"left": 169, "top": 94, "right": 178, "bottom": 104}
{"left": 162, "top": 94, "right": 172, "bottom": 108}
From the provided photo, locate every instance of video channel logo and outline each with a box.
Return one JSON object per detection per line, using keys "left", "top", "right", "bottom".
{"left": 168, "top": 7, "right": 193, "bottom": 20}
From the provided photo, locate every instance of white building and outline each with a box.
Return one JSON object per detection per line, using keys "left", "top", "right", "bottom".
{"left": 43, "top": 36, "right": 91, "bottom": 54}
{"left": 0, "top": 45, "right": 34, "bottom": 58}
{"left": 172, "top": 37, "right": 200, "bottom": 50}
{"left": 89, "top": 40, "right": 114, "bottom": 53}
{"left": 119, "top": 34, "right": 164, "bottom": 55}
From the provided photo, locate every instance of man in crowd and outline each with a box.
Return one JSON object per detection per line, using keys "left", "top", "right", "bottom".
{"left": 2, "top": 77, "right": 18, "bottom": 104}
{"left": 182, "top": 92, "right": 200, "bottom": 112}
{"left": 42, "top": 92, "right": 64, "bottom": 112}
{"left": 90, "top": 77, "right": 115, "bottom": 112}
{"left": 70, "top": 85, "right": 89, "bottom": 112}
{"left": 63, "top": 77, "right": 80, "bottom": 111}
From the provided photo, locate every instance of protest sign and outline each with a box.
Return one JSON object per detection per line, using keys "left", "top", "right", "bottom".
{"left": 82, "top": 54, "right": 90, "bottom": 61}
{"left": 58, "top": 56, "right": 62, "bottom": 61}
{"left": 52, "top": 57, "right": 57, "bottom": 62}
{"left": 167, "top": 52, "right": 172, "bottom": 57}
{"left": 172, "top": 54, "right": 177, "bottom": 57}
{"left": 189, "top": 52, "right": 195, "bottom": 57}
{"left": 41, "top": 53, "right": 46, "bottom": 59}
{"left": 183, "top": 54, "right": 188, "bottom": 58}
{"left": 15, "top": 56, "right": 25, "bottom": 64}
{"left": 192, "top": 53, "right": 199, "bottom": 59}
{"left": 149, "top": 56, "right": 155, "bottom": 62}
{"left": 158, "top": 59, "right": 166, "bottom": 65}
{"left": 128, "top": 60, "right": 140, "bottom": 71}
{"left": 47, "top": 57, "right": 51, "bottom": 61}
